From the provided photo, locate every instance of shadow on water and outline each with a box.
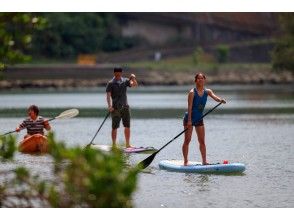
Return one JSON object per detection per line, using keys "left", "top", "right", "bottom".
{"left": 121, "top": 152, "right": 158, "bottom": 175}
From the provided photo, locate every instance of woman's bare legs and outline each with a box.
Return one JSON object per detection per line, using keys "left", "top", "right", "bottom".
{"left": 182, "top": 125, "right": 193, "bottom": 166}
{"left": 196, "top": 125, "right": 208, "bottom": 165}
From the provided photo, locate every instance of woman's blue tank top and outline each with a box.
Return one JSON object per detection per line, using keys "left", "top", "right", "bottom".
{"left": 184, "top": 88, "right": 208, "bottom": 124}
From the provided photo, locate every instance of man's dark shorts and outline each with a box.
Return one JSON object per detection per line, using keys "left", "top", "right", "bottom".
{"left": 111, "top": 106, "right": 131, "bottom": 129}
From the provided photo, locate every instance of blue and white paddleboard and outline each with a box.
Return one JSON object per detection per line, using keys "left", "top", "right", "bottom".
{"left": 159, "top": 160, "right": 246, "bottom": 174}
{"left": 91, "top": 144, "right": 157, "bottom": 154}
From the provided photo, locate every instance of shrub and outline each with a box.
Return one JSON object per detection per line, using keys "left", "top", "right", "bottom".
{"left": 0, "top": 133, "right": 139, "bottom": 207}
{"left": 271, "top": 13, "right": 294, "bottom": 72}
{"left": 216, "top": 44, "right": 229, "bottom": 63}
{"left": 192, "top": 47, "right": 204, "bottom": 64}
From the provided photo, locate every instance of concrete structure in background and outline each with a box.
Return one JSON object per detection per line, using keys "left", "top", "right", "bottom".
{"left": 118, "top": 13, "right": 278, "bottom": 47}
{"left": 100, "top": 13, "right": 279, "bottom": 63}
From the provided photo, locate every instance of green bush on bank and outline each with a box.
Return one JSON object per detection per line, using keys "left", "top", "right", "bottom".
{"left": 0, "top": 133, "right": 139, "bottom": 207}
{"left": 216, "top": 44, "right": 229, "bottom": 63}
{"left": 272, "top": 13, "right": 294, "bottom": 73}
{"left": 192, "top": 47, "right": 204, "bottom": 65}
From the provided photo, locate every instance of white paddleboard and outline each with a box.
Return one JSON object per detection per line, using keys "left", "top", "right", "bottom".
{"left": 91, "top": 144, "right": 157, "bottom": 153}
{"left": 159, "top": 160, "right": 246, "bottom": 174}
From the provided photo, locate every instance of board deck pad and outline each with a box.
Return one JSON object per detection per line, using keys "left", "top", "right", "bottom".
{"left": 159, "top": 160, "right": 246, "bottom": 174}
{"left": 91, "top": 144, "right": 157, "bottom": 153}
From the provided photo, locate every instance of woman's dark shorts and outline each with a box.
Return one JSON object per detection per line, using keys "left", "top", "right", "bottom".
{"left": 183, "top": 119, "right": 204, "bottom": 127}
{"left": 111, "top": 106, "right": 131, "bottom": 129}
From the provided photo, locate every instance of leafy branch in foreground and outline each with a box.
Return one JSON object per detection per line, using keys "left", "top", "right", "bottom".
{"left": 0, "top": 133, "right": 139, "bottom": 207}
{"left": 0, "top": 13, "right": 46, "bottom": 66}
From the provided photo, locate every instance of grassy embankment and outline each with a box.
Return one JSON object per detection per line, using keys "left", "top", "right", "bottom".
{"left": 125, "top": 55, "right": 272, "bottom": 73}
{"left": 1, "top": 107, "right": 294, "bottom": 118}
{"left": 27, "top": 54, "right": 272, "bottom": 74}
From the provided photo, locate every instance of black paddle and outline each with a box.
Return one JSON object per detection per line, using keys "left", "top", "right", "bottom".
{"left": 86, "top": 111, "right": 110, "bottom": 147}
{"left": 137, "top": 102, "right": 222, "bottom": 169}
{"left": 1, "top": 130, "right": 16, "bottom": 136}
{"left": 0, "top": 109, "right": 79, "bottom": 137}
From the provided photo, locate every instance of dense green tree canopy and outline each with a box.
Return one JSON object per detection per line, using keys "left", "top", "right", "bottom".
{"left": 31, "top": 13, "right": 139, "bottom": 58}
{"left": 1, "top": 13, "right": 140, "bottom": 65}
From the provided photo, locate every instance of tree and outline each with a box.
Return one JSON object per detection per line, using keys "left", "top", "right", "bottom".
{"left": 31, "top": 13, "right": 139, "bottom": 58}
{"left": 0, "top": 13, "right": 142, "bottom": 64}
{"left": 272, "top": 13, "right": 294, "bottom": 72}
{"left": 0, "top": 13, "right": 46, "bottom": 66}
{"left": 31, "top": 13, "right": 109, "bottom": 58}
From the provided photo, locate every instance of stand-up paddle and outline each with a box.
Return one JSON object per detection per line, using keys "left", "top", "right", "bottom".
{"left": 137, "top": 102, "right": 222, "bottom": 170}
{"left": 0, "top": 108, "right": 79, "bottom": 137}
{"left": 86, "top": 111, "right": 110, "bottom": 147}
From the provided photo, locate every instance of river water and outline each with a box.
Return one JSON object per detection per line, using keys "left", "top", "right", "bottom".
{"left": 0, "top": 84, "right": 293, "bottom": 207}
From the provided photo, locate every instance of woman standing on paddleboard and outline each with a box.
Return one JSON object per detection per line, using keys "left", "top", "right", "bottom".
{"left": 182, "top": 72, "right": 226, "bottom": 166}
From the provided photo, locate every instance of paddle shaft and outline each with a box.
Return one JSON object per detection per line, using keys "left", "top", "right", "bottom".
{"left": 1, "top": 130, "right": 16, "bottom": 136}
{"left": 48, "top": 117, "right": 57, "bottom": 122}
{"left": 0, "top": 109, "right": 78, "bottom": 137}
{"left": 87, "top": 111, "right": 110, "bottom": 146}
{"left": 0, "top": 118, "right": 55, "bottom": 137}
{"left": 138, "top": 102, "right": 222, "bottom": 169}
{"left": 156, "top": 102, "right": 222, "bottom": 154}
{"left": 1, "top": 116, "right": 62, "bottom": 137}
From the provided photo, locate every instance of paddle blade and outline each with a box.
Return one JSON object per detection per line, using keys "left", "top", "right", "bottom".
{"left": 55, "top": 109, "right": 79, "bottom": 120}
{"left": 137, "top": 152, "right": 157, "bottom": 169}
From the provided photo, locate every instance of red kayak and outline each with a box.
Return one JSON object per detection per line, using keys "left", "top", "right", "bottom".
{"left": 19, "top": 134, "right": 48, "bottom": 153}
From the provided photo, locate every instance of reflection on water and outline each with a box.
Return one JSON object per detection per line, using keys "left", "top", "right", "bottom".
{"left": 184, "top": 174, "right": 210, "bottom": 192}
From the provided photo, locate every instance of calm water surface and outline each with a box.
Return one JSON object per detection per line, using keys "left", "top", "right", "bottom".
{"left": 0, "top": 85, "right": 293, "bottom": 207}
{"left": 0, "top": 85, "right": 293, "bottom": 109}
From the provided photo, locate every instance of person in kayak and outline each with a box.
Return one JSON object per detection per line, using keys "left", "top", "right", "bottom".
{"left": 182, "top": 72, "right": 226, "bottom": 166}
{"left": 106, "top": 67, "right": 138, "bottom": 148}
{"left": 15, "top": 105, "right": 51, "bottom": 138}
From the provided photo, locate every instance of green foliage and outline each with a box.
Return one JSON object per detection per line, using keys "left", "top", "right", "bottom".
{"left": 0, "top": 63, "right": 5, "bottom": 81}
{"left": 272, "top": 13, "right": 294, "bottom": 72}
{"left": 0, "top": 133, "right": 139, "bottom": 207}
{"left": 0, "top": 13, "right": 143, "bottom": 63}
{"left": 0, "top": 135, "right": 17, "bottom": 160}
{"left": 0, "top": 13, "right": 46, "bottom": 65}
{"left": 192, "top": 46, "right": 204, "bottom": 64}
{"left": 31, "top": 13, "right": 107, "bottom": 58}
{"left": 31, "top": 13, "right": 141, "bottom": 58}
{"left": 216, "top": 44, "right": 229, "bottom": 63}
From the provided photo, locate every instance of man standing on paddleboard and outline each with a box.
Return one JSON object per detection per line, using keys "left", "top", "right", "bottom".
{"left": 106, "top": 67, "right": 138, "bottom": 148}
{"left": 182, "top": 72, "right": 226, "bottom": 166}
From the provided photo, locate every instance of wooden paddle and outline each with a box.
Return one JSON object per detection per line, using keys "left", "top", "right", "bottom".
{"left": 137, "top": 102, "right": 222, "bottom": 170}
{"left": 0, "top": 108, "right": 79, "bottom": 137}
{"left": 86, "top": 111, "right": 110, "bottom": 147}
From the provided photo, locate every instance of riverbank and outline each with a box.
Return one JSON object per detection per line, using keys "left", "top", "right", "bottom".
{"left": 1, "top": 107, "right": 294, "bottom": 118}
{"left": 0, "top": 62, "right": 293, "bottom": 90}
